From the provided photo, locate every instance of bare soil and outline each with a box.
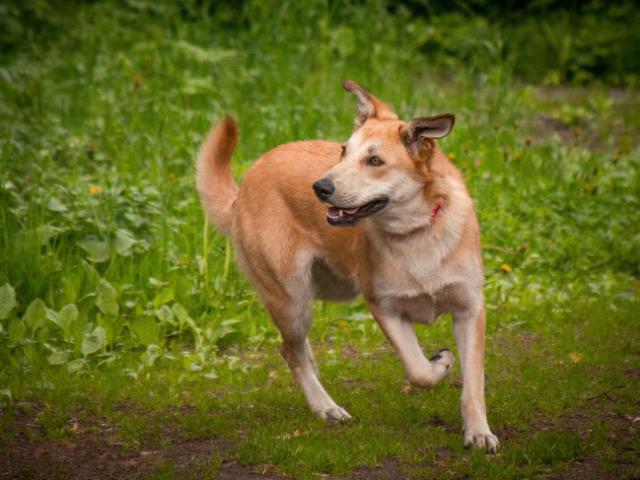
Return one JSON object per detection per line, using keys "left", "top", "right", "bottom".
{"left": 0, "top": 403, "right": 283, "bottom": 480}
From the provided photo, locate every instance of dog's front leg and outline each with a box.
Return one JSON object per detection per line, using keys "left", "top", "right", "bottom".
{"left": 452, "top": 304, "right": 499, "bottom": 452}
{"left": 368, "top": 303, "right": 454, "bottom": 388}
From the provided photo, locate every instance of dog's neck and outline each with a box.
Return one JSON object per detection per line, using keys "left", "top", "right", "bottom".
{"left": 372, "top": 196, "right": 443, "bottom": 236}
{"left": 364, "top": 172, "right": 471, "bottom": 254}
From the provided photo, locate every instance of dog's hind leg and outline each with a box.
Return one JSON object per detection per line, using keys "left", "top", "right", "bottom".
{"left": 265, "top": 293, "right": 351, "bottom": 423}
{"left": 233, "top": 231, "right": 350, "bottom": 423}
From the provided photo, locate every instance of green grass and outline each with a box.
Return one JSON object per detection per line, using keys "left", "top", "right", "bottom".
{"left": 1, "top": 1, "right": 639, "bottom": 478}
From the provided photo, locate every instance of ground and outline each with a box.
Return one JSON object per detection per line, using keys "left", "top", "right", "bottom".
{"left": 2, "top": 309, "right": 639, "bottom": 479}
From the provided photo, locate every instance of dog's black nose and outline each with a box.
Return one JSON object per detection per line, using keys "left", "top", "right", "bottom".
{"left": 313, "top": 178, "right": 335, "bottom": 200}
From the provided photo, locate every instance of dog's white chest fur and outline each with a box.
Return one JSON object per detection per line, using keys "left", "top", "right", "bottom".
{"left": 368, "top": 222, "right": 479, "bottom": 324}
{"left": 375, "top": 246, "right": 447, "bottom": 323}
{"left": 371, "top": 223, "right": 460, "bottom": 293}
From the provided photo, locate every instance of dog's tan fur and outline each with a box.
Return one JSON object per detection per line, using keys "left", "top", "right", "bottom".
{"left": 196, "top": 81, "right": 498, "bottom": 452}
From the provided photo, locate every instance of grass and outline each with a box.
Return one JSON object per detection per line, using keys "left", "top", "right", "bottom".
{"left": 1, "top": 0, "right": 639, "bottom": 478}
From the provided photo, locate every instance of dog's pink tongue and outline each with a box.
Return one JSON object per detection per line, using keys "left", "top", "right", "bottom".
{"left": 343, "top": 207, "right": 359, "bottom": 215}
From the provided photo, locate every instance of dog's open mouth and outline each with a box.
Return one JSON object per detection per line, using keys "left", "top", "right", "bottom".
{"left": 326, "top": 197, "right": 389, "bottom": 226}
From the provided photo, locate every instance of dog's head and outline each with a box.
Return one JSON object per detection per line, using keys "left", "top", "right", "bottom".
{"left": 313, "top": 80, "right": 454, "bottom": 227}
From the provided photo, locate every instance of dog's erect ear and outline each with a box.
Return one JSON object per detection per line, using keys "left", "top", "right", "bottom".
{"left": 343, "top": 79, "right": 398, "bottom": 129}
{"left": 400, "top": 114, "right": 455, "bottom": 156}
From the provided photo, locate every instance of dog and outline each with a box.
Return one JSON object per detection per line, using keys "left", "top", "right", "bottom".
{"left": 196, "top": 80, "right": 499, "bottom": 452}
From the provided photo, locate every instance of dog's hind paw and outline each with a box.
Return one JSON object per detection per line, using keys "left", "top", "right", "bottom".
{"left": 463, "top": 431, "right": 500, "bottom": 453}
{"left": 318, "top": 405, "right": 352, "bottom": 424}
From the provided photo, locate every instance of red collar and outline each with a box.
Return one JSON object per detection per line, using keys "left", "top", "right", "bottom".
{"left": 430, "top": 202, "right": 443, "bottom": 223}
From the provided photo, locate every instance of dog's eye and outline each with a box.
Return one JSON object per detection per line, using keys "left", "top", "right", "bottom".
{"left": 366, "top": 156, "right": 384, "bottom": 167}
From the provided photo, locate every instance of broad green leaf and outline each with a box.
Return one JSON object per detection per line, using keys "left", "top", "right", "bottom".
{"left": 97, "top": 314, "right": 122, "bottom": 346}
{"left": 152, "top": 286, "right": 174, "bottom": 308}
{"left": 214, "top": 318, "right": 242, "bottom": 339}
{"left": 23, "top": 299, "right": 47, "bottom": 331}
{"left": 131, "top": 317, "right": 161, "bottom": 346}
{"left": 0, "top": 283, "right": 16, "bottom": 320}
{"left": 172, "top": 303, "right": 194, "bottom": 327}
{"left": 8, "top": 318, "right": 26, "bottom": 344}
{"left": 48, "top": 350, "right": 70, "bottom": 365}
{"left": 77, "top": 238, "right": 110, "bottom": 263}
{"left": 113, "top": 229, "right": 137, "bottom": 256}
{"left": 47, "top": 197, "right": 68, "bottom": 212}
{"left": 173, "top": 303, "right": 201, "bottom": 348}
{"left": 78, "top": 292, "right": 96, "bottom": 314}
{"left": 57, "top": 304, "right": 79, "bottom": 336}
{"left": 45, "top": 307, "right": 59, "bottom": 325}
{"left": 155, "top": 305, "right": 174, "bottom": 324}
{"left": 210, "top": 318, "right": 243, "bottom": 348}
{"left": 96, "top": 280, "right": 119, "bottom": 316}
{"left": 81, "top": 326, "right": 106, "bottom": 356}
{"left": 67, "top": 358, "right": 85, "bottom": 373}
{"left": 34, "top": 225, "right": 66, "bottom": 245}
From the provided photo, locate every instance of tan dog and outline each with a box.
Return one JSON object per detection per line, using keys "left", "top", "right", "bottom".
{"left": 196, "top": 80, "right": 499, "bottom": 452}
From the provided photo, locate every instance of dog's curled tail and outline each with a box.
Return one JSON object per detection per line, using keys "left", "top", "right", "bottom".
{"left": 196, "top": 115, "right": 239, "bottom": 236}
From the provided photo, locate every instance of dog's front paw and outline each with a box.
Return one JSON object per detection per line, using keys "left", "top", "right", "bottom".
{"left": 463, "top": 430, "right": 500, "bottom": 453}
{"left": 429, "top": 348, "right": 454, "bottom": 373}
{"left": 317, "top": 405, "right": 352, "bottom": 424}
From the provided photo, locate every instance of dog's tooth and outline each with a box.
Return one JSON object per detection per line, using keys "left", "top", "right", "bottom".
{"left": 327, "top": 207, "right": 340, "bottom": 219}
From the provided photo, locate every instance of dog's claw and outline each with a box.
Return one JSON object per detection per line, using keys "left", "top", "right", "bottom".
{"left": 319, "top": 406, "right": 352, "bottom": 424}
{"left": 463, "top": 431, "right": 500, "bottom": 453}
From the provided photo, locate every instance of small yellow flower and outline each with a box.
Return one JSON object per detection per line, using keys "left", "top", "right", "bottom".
{"left": 500, "top": 264, "right": 512, "bottom": 272}
{"left": 569, "top": 352, "right": 583, "bottom": 364}
{"left": 89, "top": 185, "right": 101, "bottom": 194}
{"left": 448, "top": 152, "right": 456, "bottom": 160}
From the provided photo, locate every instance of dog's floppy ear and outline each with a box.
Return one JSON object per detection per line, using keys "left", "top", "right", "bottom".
{"left": 343, "top": 80, "right": 398, "bottom": 129}
{"left": 400, "top": 114, "right": 455, "bottom": 157}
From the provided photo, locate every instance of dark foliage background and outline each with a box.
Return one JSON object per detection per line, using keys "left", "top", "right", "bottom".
{"left": 2, "top": 0, "right": 639, "bottom": 86}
